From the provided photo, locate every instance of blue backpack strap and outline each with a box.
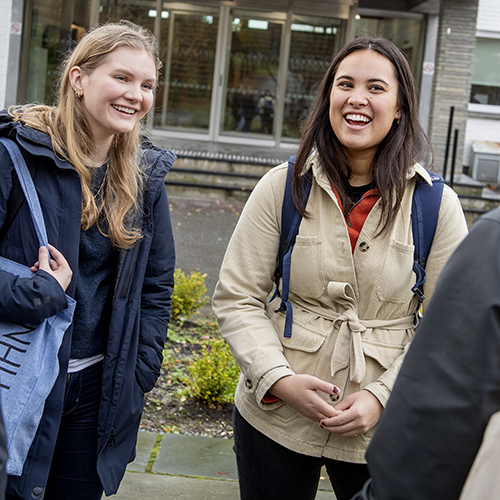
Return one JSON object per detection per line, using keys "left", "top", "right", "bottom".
{"left": 271, "top": 156, "right": 312, "bottom": 338}
{"left": 411, "top": 169, "right": 444, "bottom": 302}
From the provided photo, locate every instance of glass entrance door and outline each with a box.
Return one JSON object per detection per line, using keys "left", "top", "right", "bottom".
{"left": 221, "top": 10, "right": 284, "bottom": 139}
{"left": 282, "top": 15, "right": 346, "bottom": 141}
{"left": 153, "top": 5, "right": 219, "bottom": 132}
{"left": 21, "top": 0, "right": 91, "bottom": 104}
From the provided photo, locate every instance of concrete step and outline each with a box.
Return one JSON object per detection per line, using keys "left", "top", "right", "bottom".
{"left": 450, "top": 174, "right": 500, "bottom": 224}
{"left": 165, "top": 154, "right": 277, "bottom": 203}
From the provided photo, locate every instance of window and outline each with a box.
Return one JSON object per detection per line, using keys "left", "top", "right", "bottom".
{"left": 470, "top": 37, "right": 500, "bottom": 106}
{"left": 154, "top": 8, "right": 219, "bottom": 131}
{"left": 355, "top": 14, "right": 425, "bottom": 91}
{"left": 22, "top": 0, "right": 91, "bottom": 104}
{"left": 282, "top": 16, "right": 346, "bottom": 140}
{"left": 222, "top": 11, "right": 283, "bottom": 137}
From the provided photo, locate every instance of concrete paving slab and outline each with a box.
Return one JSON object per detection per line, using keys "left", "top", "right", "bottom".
{"left": 127, "top": 430, "right": 157, "bottom": 473}
{"left": 117, "top": 432, "right": 336, "bottom": 499}
{"left": 153, "top": 434, "right": 237, "bottom": 480}
{"left": 113, "top": 472, "right": 240, "bottom": 499}
{"left": 319, "top": 466, "right": 334, "bottom": 491}
{"left": 126, "top": 431, "right": 334, "bottom": 491}
{"left": 113, "top": 471, "right": 336, "bottom": 500}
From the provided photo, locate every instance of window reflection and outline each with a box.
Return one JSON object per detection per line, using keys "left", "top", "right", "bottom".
{"left": 282, "top": 16, "right": 346, "bottom": 140}
{"left": 222, "top": 12, "right": 282, "bottom": 137}
{"left": 24, "top": 0, "right": 90, "bottom": 104}
{"left": 470, "top": 38, "right": 500, "bottom": 106}
{"left": 355, "top": 15, "right": 425, "bottom": 90}
{"left": 154, "top": 10, "right": 218, "bottom": 131}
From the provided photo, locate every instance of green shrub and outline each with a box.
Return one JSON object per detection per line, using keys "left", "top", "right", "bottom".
{"left": 183, "top": 337, "right": 240, "bottom": 408}
{"left": 171, "top": 268, "right": 209, "bottom": 321}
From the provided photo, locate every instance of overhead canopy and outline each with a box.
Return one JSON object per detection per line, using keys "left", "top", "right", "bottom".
{"left": 186, "top": 0, "right": 439, "bottom": 18}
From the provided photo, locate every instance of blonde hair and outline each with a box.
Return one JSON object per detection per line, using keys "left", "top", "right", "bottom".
{"left": 10, "top": 20, "right": 162, "bottom": 249}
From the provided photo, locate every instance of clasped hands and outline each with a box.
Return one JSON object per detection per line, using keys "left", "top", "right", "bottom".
{"left": 271, "top": 374, "right": 383, "bottom": 438}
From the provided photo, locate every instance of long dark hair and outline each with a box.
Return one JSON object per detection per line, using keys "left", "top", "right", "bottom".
{"left": 293, "top": 36, "right": 431, "bottom": 234}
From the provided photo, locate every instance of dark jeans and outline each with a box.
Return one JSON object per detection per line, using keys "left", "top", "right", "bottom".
{"left": 43, "top": 361, "right": 104, "bottom": 500}
{"left": 233, "top": 407, "right": 370, "bottom": 500}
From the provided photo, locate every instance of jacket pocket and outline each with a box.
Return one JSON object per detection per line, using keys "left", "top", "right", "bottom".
{"left": 376, "top": 238, "right": 414, "bottom": 304}
{"left": 361, "top": 327, "right": 413, "bottom": 387}
{"left": 362, "top": 342, "right": 405, "bottom": 370}
{"left": 289, "top": 235, "right": 325, "bottom": 299}
{"left": 269, "top": 401, "right": 302, "bottom": 424}
{"left": 271, "top": 307, "right": 330, "bottom": 377}
{"left": 278, "top": 310, "right": 329, "bottom": 352}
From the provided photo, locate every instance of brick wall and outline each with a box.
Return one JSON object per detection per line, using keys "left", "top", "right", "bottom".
{"left": 428, "top": 0, "right": 479, "bottom": 173}
{"left": 0, "top": 0, "right": 13, "bottom": 109}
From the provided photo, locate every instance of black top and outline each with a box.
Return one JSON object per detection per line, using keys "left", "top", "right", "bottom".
{"left": 71, "top": 165, "right": 118, "bottom": 359}
{"left": 350, "top": 182, "right": 376, "bottom": 204}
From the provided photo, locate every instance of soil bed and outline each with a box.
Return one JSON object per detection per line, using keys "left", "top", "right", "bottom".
{"left": 140, "top": 314, "right": 235, "bottom": 439}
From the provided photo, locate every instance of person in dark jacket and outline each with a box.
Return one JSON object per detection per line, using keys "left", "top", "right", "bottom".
{"left": 351, "top": 206, "right": 500, "bottom": 500}
{"left": 0, "top": 20, "right": 176, "bottom": 499}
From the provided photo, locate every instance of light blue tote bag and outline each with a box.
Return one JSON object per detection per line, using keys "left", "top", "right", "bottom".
{"left": 0, "top": 137, "right": 76, "bottom": 476}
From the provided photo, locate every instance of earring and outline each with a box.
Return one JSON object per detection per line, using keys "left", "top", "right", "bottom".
{"left": 75, "top": 90, "right": 83, "bottom": 99}
{"left": 397, "top": 118, "right": 400, "bottom": 125}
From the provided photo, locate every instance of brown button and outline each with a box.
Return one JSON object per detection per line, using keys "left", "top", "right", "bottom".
{"left": 359, "top": 241, "right": 369, "bottom": 252}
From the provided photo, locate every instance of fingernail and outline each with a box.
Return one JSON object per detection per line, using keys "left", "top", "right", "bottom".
{"left": 332, "top": 386, "right": 339, "bottom": 394}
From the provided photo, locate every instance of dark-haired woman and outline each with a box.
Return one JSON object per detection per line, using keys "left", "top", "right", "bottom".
{"left": 212, "top": 36, "right": 468, "bottom": 500}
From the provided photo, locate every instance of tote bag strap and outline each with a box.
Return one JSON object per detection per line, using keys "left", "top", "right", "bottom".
{"left": 0, "top": 137, "right": 49, "bottom": 253}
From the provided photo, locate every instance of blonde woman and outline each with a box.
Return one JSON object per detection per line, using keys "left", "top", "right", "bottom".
{"left": 0, "top": 21, "right": 175, "bottom": 499}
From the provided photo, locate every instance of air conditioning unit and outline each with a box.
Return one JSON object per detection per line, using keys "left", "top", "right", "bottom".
{"left": 472, "top": 141, "right": 500, "bottom": 183}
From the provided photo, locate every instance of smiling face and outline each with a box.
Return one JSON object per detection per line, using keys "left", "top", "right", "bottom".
{"left": 69, "top": 46, "right": 156, "bottom": 150}
{"left": 329, "top": 49, "right": 402, "bottom": 168}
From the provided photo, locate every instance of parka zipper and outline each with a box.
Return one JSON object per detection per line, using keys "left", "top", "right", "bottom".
{"left": 119, "top": 243, "right": 140, "bottom": 299}
{"left": 109, "top": 428, "right": 116, "bottom": 447}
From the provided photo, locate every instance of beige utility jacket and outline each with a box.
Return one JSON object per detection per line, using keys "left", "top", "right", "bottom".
{"left": 460, "top": 411, "right": 500, "bottom": 499}
{"left": 213, "top": 152, "right": 468, "bottom": 463}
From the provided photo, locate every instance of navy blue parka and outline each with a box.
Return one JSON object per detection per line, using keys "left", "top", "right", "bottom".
{"left": 0, "top": 112, "right": 176, "bottom": 498}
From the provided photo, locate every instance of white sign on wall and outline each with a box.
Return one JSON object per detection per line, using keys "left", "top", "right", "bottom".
{"left": 10, "top": 23, "right": 22, "bottom": 35}
{"left": 423, "top": 62, "right": 435, "bottom": 76}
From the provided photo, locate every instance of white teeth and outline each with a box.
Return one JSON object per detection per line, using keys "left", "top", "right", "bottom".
{"left": 113, "top": 105, "right": 135, "bottom": 115}
{"left": 345, "top": 114, "right": 371, "bottom": 123}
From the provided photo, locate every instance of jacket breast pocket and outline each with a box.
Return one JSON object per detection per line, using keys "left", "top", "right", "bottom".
{"left": 376, "top": 238, "right": 414, "bottom": 304}
{"left": 288, "top": 235, "right": 325, "bottom": 299}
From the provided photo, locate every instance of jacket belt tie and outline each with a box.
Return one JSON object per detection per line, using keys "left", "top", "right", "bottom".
{"left": 330, "top": 314, "right": 415, "bottom": 384}
{"left": 331, "top": 309, "right": 366, "bottom": 383}
{"left": 326, "top": 282, "right": 415, "bottom": 384}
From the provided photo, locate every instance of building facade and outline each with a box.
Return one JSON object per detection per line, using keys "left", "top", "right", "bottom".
{"left": 464, "top": 0, "right": 500, "bottom": 180}
{"left": 0, "top": 0, "right": 484, "bottom": 172}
